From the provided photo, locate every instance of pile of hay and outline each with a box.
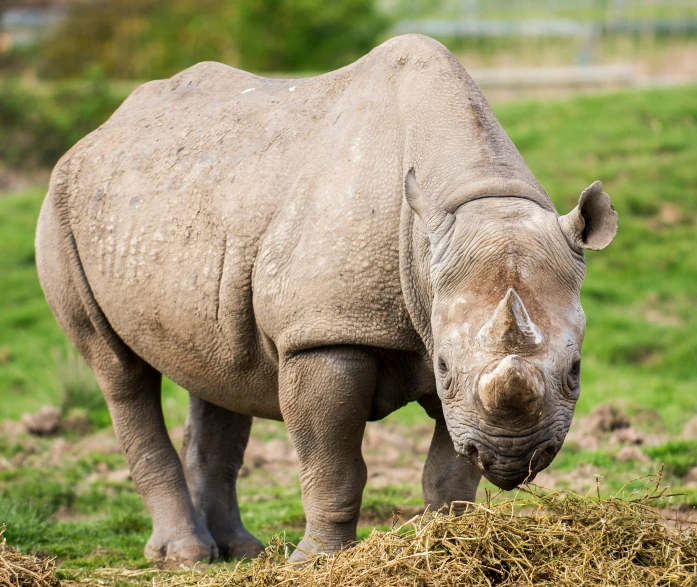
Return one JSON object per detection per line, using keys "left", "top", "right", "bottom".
{"left": 156, "top": 484, "right": 697, "bottom": 587}
{"left": 5, "top": 482, "right": 697, "bottom": 586}
{"left": 0, "top": 526, "right": 59, "bottom": 587}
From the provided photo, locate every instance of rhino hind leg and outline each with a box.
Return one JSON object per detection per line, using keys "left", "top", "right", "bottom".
{"left": 180, "top": 394, "right": 263, "bottom": 560}
{"left": 279, "top": 346, "right": 378, "bottom": 562}
{"left": 36, "top": 191, "right": 217, "bottom": 565}
{"left": 97, "top": 359, "right": 218, "bottom": 565}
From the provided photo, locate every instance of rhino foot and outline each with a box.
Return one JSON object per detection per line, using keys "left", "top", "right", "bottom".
{"left": 215, "top": 529, "right": 264, "bottom": 560}
{"left": 145, "top": 532, "right": 219, "bottom": 567}
{"left": 289, "top": 533, "right": 354, "bottom": 563}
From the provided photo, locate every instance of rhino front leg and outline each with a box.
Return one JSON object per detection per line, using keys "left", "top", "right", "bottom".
{"left": 279, "top": 346, "right": 377, "bottom": 562}
{"left": 419, "top": 396, "right": 482, "bottom": 514}
{"left": 180, "top": 394, "right": 264, "bottom": 560}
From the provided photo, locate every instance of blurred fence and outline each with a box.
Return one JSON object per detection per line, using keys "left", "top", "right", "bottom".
{"left": 1, "top": 0, "right": 696, "bottom": 88}
{"left": 388, "top": 0, "right": 697, "bottom": 95}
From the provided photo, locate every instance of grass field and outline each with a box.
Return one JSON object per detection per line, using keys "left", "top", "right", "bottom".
{"left": 1, "top": 85, "right": 697, "bottom": 580}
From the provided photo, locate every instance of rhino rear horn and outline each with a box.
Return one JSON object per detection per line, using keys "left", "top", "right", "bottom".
{"left": 404, "top": 168, "right": 455, "bottom": 249}
{"left": 477, "top": 289, "right": 542, "bottom": 353}
{"left": 559, "top": 181, "right": 618, "bottom": 251}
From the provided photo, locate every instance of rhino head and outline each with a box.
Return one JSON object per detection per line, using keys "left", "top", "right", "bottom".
{"left": 405, "top": 169, "right": 618, "bottom": 490}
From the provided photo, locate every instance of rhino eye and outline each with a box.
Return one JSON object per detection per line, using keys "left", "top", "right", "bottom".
{"left": 567, "top": 359, "right": 581, "bottom": 392}
{"left": 437, "top": 355, "right": 453, "bottom": 391}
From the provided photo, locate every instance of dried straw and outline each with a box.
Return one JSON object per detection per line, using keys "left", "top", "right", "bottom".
{"left": 0, "top": 526, "right": 59, "bottom": 587}
{"left": 154, "top": 479, "right": 697, "bottom": 587}
{"left": 5, "top": 477, "right": 697, "bottom": 587}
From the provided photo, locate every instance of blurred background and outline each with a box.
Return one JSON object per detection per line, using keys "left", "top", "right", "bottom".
{"left": 1, "top": 0, "right": 696, "bottom": 572}
{"left": 2, "top": 0, "right": 697, "bottom": 173}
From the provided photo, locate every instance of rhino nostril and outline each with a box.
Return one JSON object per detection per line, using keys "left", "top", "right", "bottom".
{"left": 532, "top": 443, "right": 558, "bottom": 471}
{"left": 463, "top": 440, "right": 494, "bottom": 472}
{"left": 463, "top": 442, "right": 482, "bottom": 470}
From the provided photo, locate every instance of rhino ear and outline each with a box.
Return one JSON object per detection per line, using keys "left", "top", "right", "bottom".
{"left": 404, "top": 168, "right": 454, "bottom": 247}
{"left": 559, "top": 181, "right": 618, "bottom": 251}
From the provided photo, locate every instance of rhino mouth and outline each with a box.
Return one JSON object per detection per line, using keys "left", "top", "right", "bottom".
{"left": 459, "top": 436, "right": 559, "bottom": 491}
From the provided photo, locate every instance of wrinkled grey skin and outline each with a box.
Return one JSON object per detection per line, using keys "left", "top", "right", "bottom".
{"left": 35, "top": 35, "right": 617, "bottom": 564}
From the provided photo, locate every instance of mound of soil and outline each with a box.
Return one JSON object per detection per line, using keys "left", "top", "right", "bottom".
{"left": 565, "top": 403, "right": 664, "bottom": 452}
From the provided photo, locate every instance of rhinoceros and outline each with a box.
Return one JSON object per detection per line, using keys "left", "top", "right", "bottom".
{"left": 36, "top": 34, "right": 617, "bottom": 564}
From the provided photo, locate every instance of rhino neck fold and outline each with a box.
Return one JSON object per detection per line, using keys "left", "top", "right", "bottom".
{"left": 398, "top": 180, "right": 552, "bottom": 361}
{"left": 398, "top": 186, "right": 436, "bottom": 359}
{"left": 445, "top": 177, "right": 556, "bottom": 214}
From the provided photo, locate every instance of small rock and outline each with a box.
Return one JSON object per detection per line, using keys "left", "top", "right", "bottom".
{"left": 615, "top": 446, "right": 649, "bottom": 463}
{"left": 21, "top": 406, "right": 61, "bottom": 436}
{"left": 566, "top": 404, "right": 632, "bottom": 451}
{"left": 610, "top": 427, "right": 646, "bottom": 446}
{"left": 61, "top": 408, "right": 92, "bottom": 436}
{"left": 681, "top": 416, "right": 697, "bottom": 440}
{"left": 585, "top": 404, "right": 630, "bottom": 435}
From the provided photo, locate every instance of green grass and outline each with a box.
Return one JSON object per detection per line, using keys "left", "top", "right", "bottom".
{"left": 1, "top": 85, "right": 697, "bottom": 575}
{"left": 494, "top": 86, "right": 697, "bottom": 431}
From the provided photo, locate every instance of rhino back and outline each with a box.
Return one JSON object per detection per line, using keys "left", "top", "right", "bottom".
{"left": 57, "top": 35, "right": 550, "bottom": 399}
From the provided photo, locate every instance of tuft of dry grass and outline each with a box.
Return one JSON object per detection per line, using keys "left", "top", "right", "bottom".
{"left": 0, "top": 526, "right": 59, "bottom": 587}
{"left": 6, "top": 478, "right": 697, "bottom": 587}
{"left": 153, "top": 481, "right": 697, "bottom": 587}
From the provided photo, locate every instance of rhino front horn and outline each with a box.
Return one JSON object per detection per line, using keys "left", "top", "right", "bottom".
{"left": 477, "top": 288, "right": 542, "bottom": 353}
{"left": 478, "top": 355, "right": 544, "bottom": 414}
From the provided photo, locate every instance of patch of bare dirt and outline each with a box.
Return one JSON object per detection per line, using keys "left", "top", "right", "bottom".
{"left": 0, "top": 165, "right": 50, "bottom": 194}
{"left": 359, "top": 505, "right": 425, "bottom": 527}
{"left": 658, "top": 503, "right": 697, "bottom": 529}
{"left": 682, "top": 467, "right": 697, "bottom": 489}
{"left": 238, "top": 420, "right": 432, "bottom": 490}
{"left": 72, "top": 429, "right": 120, "bottom": 457}
{"left": 681, "top": 416, "right": 697, "bottom": 440}
{"left": 615, "top": 445, "right": 649, "bottom": 464}
{"left": 0, "top": 419, "right": 29, "bottom": 444}
{"left": 51, "top": 505, "right": 105, "bottom": 523}
{"left": 658, "top": 202, "right": 683, "bottom": 225}
{"left": 565, "top": 403, "right": 664, "bottom": 452}
{"left": 640, "top": 293, "right": 683, "bottom": 328}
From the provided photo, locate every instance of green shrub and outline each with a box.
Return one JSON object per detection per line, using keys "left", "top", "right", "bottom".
{"left": 0, "top": 74, "right": 125, "bottom": 169}
{"left": 37, "top": 0, "right": 389, "bottom": 79}
{"left": 233, "top": 0, "right": 389, "bottom": 72}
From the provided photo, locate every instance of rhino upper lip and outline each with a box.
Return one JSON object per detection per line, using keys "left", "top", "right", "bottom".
{"left": 457, "top": 431, "right": 559, "bottom": 463}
